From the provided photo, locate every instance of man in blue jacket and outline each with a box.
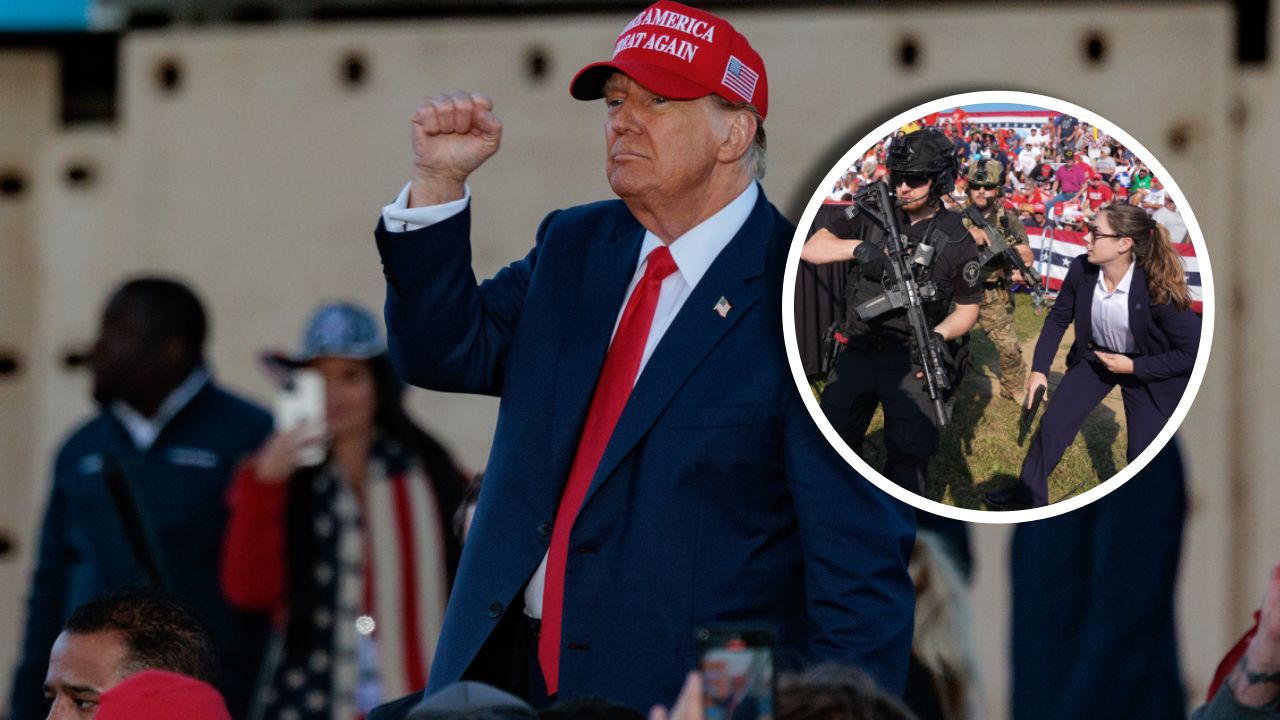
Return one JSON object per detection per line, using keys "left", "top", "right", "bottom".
{"left": 369, "top": 2, "right": 915, "bottom": 717}
{"left": 8, "top": 278, "right": 272, "bottom": 720}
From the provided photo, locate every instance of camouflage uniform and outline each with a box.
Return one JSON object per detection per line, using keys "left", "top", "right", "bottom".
{"left": 963, "top": 161, "right": 1030, "bottom": 401}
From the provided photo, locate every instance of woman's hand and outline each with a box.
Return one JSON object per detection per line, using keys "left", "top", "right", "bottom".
{"left": 1095, "top": 351, "right": 1135, "bottom": 375}
{"left": 1025, "top": 371, "right": 1049, "bottom": 409}
{"left": 254, "top": 422, "right": 325, "bottom": 483}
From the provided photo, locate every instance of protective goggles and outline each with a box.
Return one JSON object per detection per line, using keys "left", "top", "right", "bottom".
{"left": 890, "top": 173, "right": 930, "bottom": 189}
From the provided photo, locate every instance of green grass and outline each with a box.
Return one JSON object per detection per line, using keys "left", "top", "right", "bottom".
{"left": 813, "top": 296, "right": 1128, "bottom": 510}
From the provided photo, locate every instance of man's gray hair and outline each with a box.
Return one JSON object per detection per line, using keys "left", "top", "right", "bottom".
{"left": 715, "top": 96, "right": 767, "bottom": 180}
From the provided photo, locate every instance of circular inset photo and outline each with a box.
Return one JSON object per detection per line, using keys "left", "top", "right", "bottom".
{"left": 784, "top": 91, "right": 1212, "bottom": 523}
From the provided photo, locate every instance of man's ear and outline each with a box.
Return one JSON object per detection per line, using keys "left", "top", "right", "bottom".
{"left": 718, "top": 109, "right": 755, "bottom": 165}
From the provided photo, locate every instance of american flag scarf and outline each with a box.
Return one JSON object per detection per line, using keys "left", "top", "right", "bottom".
{"left": 252, "top": 439, "right": 449, "bottom": 720}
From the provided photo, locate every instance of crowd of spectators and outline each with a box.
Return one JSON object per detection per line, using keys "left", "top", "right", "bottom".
{"left": 827, "top": 109, "right": 1188, "bottom": 241}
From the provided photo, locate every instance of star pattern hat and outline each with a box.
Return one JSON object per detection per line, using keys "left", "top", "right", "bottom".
{"left": 270, "top": 301, "right": 386, "bottom": 368}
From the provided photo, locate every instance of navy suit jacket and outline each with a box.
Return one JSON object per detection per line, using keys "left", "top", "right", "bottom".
{"left": 373, "top": 188, "right": 915, "bottom": 713}
{"left": 1031, "top": 256, "right": 1201, "bottom": 417}
{"left": 1011, "top": 438, "right": 1186, "bottom": 719}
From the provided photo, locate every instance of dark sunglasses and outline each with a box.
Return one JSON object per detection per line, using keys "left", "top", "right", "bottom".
{"left": 891, "top": 173, "right": 930, "bottom": 189}
{"left": 970, "top": 184, "right": 999, "bottom": 191}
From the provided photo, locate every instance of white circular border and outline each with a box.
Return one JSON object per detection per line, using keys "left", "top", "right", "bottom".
{"left": 781, "top": 90, "right": 1215, "bottom": 524}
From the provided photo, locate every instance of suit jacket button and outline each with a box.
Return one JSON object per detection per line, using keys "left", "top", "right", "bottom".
{"left": 487, "top": 602, "right": 502, "bottom": 619}
{"left": 537, "top": 521, "right": 552, "bottom": 538}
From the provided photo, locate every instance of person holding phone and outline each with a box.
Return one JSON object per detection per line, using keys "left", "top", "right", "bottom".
{"left": 984, "top": 203, "right": 1201, "bottom": 509}
{"left": 221, "top": 302, "right": 467, "bottom": 720}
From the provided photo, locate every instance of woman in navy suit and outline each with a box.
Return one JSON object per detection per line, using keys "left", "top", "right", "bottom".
{"left": 986, "top": 203, "right": 1201, "bottom": 509}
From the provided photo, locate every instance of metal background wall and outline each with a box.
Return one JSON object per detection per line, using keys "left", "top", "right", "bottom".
{"left": 0, "top": 3, "right": 1259, "bottom": 717}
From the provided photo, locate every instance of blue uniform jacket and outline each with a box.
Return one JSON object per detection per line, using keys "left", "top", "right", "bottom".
{"left": 1031, "top": 255, "right": 1202, "bottom": 417}
{"left": 373, "top": 189, "right": 916, "bottom": 713}
{"left": 8, "top": 382, "right": 273, "bottom": 720}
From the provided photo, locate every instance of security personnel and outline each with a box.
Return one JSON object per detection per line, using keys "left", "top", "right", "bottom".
{"left": 962, "top": 159, "right": 1031, "bottom": 401}
{"left": 801, "top": 128, "right": 981, "bottom": 495}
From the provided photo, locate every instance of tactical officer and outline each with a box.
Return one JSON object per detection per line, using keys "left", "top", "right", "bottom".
{"left": 962, "top": 159, "right": 1033, "bottom": 401}
{"left": 801, "top": 128, "right": 982, "bottom": 495}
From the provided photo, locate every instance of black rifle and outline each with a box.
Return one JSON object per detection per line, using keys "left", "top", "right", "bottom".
{"left": 964, "top": 205, "right": 1043, "bottom": 302}
{"left": 820, "top": 322, "right": 844, "bottom": 379}
{"left": 848, "top": 181, "right": 951, "bottom": 427}
{"left": 1019, "top": 384, "right": 1046, "bottom": 445}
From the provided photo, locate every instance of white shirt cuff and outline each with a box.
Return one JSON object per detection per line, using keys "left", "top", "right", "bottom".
{"left": 381, "top": 182, "right": 471, "bottom": 233}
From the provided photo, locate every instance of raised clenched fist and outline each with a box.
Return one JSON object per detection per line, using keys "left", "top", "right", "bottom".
{"left": 409, "top": 91, "right": 503, "bottom": 207}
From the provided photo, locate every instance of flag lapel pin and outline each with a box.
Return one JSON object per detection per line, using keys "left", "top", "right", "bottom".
{"left": 714, "top": 296, "right": 733, "bottom": 318}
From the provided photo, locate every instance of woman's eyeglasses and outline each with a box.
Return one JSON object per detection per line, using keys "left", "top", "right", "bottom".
{"left": 1086, "top": 224, "right": 1125, "bottom": 240}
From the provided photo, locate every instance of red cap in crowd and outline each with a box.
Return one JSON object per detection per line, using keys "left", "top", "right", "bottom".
{"left": 96, "top": 670, "right": 232, "bottom": 720}
{"left": 570, "top": 0, "right": 768, "bottom": 119}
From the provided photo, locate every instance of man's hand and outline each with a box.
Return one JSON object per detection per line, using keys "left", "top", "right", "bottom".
{"left": 1230, "top": 564, "right": 1280, "bottom": 708}
{"left": 409, "top": 91, "right": 503, "bottom": 207}
{"left": 1016, "top": 244, "right": 1034, "bottom": 267}
{"left": 969, "top": 226, "right": 990, "bottom": 247}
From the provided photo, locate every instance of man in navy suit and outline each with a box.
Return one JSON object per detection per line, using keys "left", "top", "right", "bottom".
{"left": 368, "top": 2, "right": 915, "bottom": 717}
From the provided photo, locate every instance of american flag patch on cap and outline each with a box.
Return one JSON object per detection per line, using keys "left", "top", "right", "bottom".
{"left": 721, "top": 55, "right": 759, "bottom": 102}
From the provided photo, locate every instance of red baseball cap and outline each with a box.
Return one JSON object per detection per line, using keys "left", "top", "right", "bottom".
{"left": 96, "top": 670, "right": 231, "bottom": 720}
{"left": 570, "top": 0, "right": 768, "bottom": 119}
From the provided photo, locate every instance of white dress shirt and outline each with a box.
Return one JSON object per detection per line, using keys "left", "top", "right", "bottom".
{"left": 110, "top": 366, "right": 211, "bottom": 451}
{"left": 1091, "top": 260, "right": 1138, "bottom": 354}
{"left": 382, "top": 181, "right": 759, "bottom": 617}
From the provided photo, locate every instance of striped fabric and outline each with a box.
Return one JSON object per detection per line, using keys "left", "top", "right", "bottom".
{"left": 255, "top": 451, "right": 449, "bottom": 720}
{"left": 1025, "top": 227, "right": 1204, "bottom": 313}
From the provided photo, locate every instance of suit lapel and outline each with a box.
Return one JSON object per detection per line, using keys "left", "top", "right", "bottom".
{"left": 578, "top": 194, "right": 774, "bottom": 513}
{"left": 1078, "top": 260, "right": 1097, "bottom": 351}
{"left": 548, "top": 220, "right": 645, "bottom": 496}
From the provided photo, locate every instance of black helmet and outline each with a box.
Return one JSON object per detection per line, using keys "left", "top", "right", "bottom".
{"left": 886, "top": 128, "right": 957, "bottom": 201}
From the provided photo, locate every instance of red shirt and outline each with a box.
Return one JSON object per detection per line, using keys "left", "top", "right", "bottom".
{"left": 1083, "top": 182, "right": 1113, "bottom": 210}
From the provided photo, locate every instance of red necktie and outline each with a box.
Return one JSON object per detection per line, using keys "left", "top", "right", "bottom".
{"left": 537, "top": 245, "right": 678, "bottom": 695}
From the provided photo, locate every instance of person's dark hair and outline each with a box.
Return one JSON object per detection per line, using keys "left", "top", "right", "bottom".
{"left": 777, "top": 665, "right": 919, "bottom": 720}
{"left": 453, "top": 471, "right": 485, "bottom": 543}
{"left": 1097, "top": 203, "right": 1192, "bottom": 311}
{"left": 538, "top": 696, "right": 645, "bottom": 720}
{"left": 109, "top": 277, "right": 208, "bottom": 362}
{"left": 369, "top": 353, "right": 468, "bottom": 526}
{"left": 63, "top": 587, "right": 219, "bottom": 684}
